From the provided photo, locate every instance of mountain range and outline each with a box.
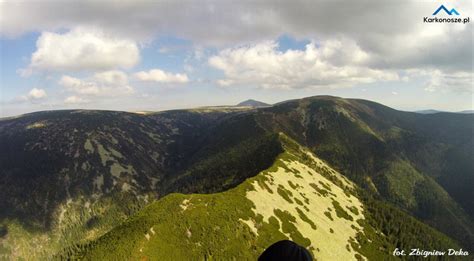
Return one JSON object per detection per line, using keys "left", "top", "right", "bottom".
{"left": 0, "top": 96, "right": 472, "bottom": 260}
{"left": 415, "top": 109, "right": 474, "bottom": 114}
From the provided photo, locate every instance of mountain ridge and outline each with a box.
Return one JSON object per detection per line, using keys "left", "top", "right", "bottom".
{"left": 3, "top": 95, "right": 473, "bottom": 119}
{"left": 61, "top": 134, "right": 461, "bottom": 260}
{"left": 0, "top": 95, "right": 472, "bottom": 259}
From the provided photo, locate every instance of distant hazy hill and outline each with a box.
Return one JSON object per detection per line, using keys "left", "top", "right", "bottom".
{"left": 236, "top": 99, "right": 270, "bottom": 107}
{"left": 0, "top": 96, "right": 473, "bottom": 259}
{"left": 459, "top": 110, "right": 474, "bottom": 114}
{"left": 415, "top": 109, "right": 474, "bottom": 114}
{"left": 415, "top": 109, "right": 444, "bottom": 114}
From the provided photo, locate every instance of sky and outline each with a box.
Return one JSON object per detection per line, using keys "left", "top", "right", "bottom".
{"left": 0, "top": 0, "right": 472, "bottom": 117}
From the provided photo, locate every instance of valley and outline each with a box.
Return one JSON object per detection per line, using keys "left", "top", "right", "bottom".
{"left": 0, "top": 96, "right": 472, "bottom": 260}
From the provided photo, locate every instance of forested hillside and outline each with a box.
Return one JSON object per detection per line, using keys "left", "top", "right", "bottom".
{"left": 63, "top": 135, "right": 462, "bottom": 260}
{"left": 0, "top": 96, "right": 472, "bottom": 259}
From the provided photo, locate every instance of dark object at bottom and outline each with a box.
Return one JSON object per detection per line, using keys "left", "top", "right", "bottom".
{"left": 258, "top": 240, "right": 313, "bottom": 261}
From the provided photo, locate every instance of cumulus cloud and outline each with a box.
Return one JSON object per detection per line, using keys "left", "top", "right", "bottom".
{"left": 418, "top": 70, "right": 473, "bottom": 93}
{"left": 64, "top": 96, "right": 90, "bottom": 104}
{"left": 59, "top": 70, "right": 134, "bottom": 96}
{"left": 25, "top": 27, "right": 139, "bottom": 73}
{"left": 1, "top": 1, "right": 472, "bottom": 92}
{"left": 134, "top": 69, "right": 189, "bottom": 83}
{"left": 59, "top": 76, "right": 100, "bottom": 95}
{"left": 27, "top": 88, "right": 47, "bottom": 99}
{"left": 1, "top": 1, "right": 470, "bottom": 64}
{"left": 0, "top": 1, "right": 416, "bottom": 44}
{"left": 95, "top": 70, "right": 130, "bottom": 86}
{"left": 209, "top": 40, "right": 399, "bottom": 89}
{"left": 15, "top": 88, "right": 48, "bottom": 103}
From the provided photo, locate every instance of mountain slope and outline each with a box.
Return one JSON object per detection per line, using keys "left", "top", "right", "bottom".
{"left": 66, "top": 135, "right": 460, "bottom": 260}
{"left": 254, "top": 96, "right": 474, "bottom": 247}
{"left": 0, "top": 109, "right": 252, "bottom": 259}
{"left": 1, "top": 96, "right": 472, "bottom": 259}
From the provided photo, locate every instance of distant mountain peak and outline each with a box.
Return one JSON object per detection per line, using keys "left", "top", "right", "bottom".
{"left": 236, "top": 99, "right": 270, "bottom": 107}
{"left": 415, "top": 109, "right": 444, "bottom": 114}
{"left": 459, "top": 110, "right": 474, "bottom": 114}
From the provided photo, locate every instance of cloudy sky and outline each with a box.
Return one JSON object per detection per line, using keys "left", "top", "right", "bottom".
{"left": 0, "top": 0, "right": 472, "bottom": 117}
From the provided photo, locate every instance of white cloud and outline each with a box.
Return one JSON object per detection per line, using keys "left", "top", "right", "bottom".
{"left": 27, "top": 88, "right": 47, "bottom": 99}
{"left": 64, "top": 96, "right": 90, "bottom": 104}
{"left": 419, "top": 70, "right": 474, "bottom": 93}
{"left": 15, "top": 88, "right": 48, "bottom": 103}
{"left": 1, "top": 1, "right": 472, "bottom": 94}
{"left": 1, "top": 1, "right": 471, "bottom": 72}
{"left": 59, "top": 70, "right": 134, "bottom": 96}
{"left": 209, "top": 40, "right": 399, "bottom": 89}
{"left": 59, "top": 75, "right": 100, "bottom": 95}
{"left": 26, "top": 27, "right": 139, "bottom": 73}
{"left": 95, "top": 70, "right": 129, "bottom": 86}
{"left": 134, "top": 69, "right": 189, "bottom": 83}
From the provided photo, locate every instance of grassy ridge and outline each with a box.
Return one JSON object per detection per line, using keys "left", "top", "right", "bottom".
{"left": 1, "top": 97, "right": 472, "bottom": 259}
{"left": 67, "top": 135, "right": 464, "bottom": 260}
{"left": 255, "top": 96, "right": 474, "bottom": 248}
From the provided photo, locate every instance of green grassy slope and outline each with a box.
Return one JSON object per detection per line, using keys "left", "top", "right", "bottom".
{"left": 255, "top": 96, "right": 474, "bottom": 248}
{"left": 69, "top": 135, "right": 461, "bottom": 260}
{"left": 1, "top": 96, "right": 472, "bottom": 259}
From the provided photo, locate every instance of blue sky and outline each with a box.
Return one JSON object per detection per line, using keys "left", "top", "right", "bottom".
{"left": 0, "top": 1, "right": 472, "bottom": 117}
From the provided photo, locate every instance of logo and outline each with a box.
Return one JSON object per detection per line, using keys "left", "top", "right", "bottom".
{"left": 432, "top": 5, "right": 459, "bottom": 16}
{"left": 423, "top": 4, "right": 470, "bottom": 24}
